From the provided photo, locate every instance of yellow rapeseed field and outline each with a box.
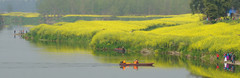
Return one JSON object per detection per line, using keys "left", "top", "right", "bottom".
{"left": 63, "top": 14, "right": 112, "bottom": 17}
{"left": 1, "top": 12, "right": 40, "bottom": 17}
{"left": 28, "top": 14, "right": 240, "bottom": 55}
{"left": 26, "top": 13, "right": 240, "bottom": 78}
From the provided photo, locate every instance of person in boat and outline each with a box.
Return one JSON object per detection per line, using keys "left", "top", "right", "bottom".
{"left": 134, "top": 59, "right": 139, "bottom": 64}
{"left": 121, "top": 60, "right": 126, "bottom": 64}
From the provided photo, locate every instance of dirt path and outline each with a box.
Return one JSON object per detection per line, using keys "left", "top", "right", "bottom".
{"left": 226, "top": 61, "right": 240, "bottom": 65}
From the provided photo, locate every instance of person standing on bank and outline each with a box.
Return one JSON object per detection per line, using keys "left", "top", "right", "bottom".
{"left": 227, "top": 53, "right": 230, "bottom": 60}
{"left": 224, "top": 53, "right": 227, "bottom": 62}
{"left": 232, "top": 54, "right": 235, "bottom": 64}
{"left": 216, "top": 53, "right": 219, "bottom": 59}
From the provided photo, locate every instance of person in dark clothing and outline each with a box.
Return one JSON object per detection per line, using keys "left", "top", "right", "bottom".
{"left": 230, "top": 52, "right": 232, "bottom": 61}
{"left": 232, "top": 54, "right": 235, "bottom": 64}
{"left": 134, "top": 59, "right": 139, "bottom": 64}
{"left": 227, "top": 53, "right": 230, "bottom": 60}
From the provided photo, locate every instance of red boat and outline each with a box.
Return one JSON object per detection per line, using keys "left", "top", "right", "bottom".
{"left": 119, "top": 63, "right": 154, "bottom": 66}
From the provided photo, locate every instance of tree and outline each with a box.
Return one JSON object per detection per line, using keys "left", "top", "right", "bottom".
{"left": 203, "top": 2, "right": 218, "bottom": 19}
{"left": 232, "top": 0, "right": 240, "bottom": 10}
{"left": 190, "top": 0, "right": 232, "bottom": 20}
{"left": 190, "top": 0, "right": 204, "bottom": 14}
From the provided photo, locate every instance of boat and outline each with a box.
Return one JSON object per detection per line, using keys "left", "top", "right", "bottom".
{"left": 114, "top": 48, "right": 125, "bottom": 53}
{"left": 119, "top": 63, "right": 154, "bottom": 66}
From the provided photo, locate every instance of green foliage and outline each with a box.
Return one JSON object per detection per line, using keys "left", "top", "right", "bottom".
{"left": 27, "top": 14, "right": 240, "bottom": 60}
{"left": 190, "top": 0, "right": 232, "bottom": 19}
{"left": 190, "top": 0, "right": 204, "bottom": 14}
{"left": 0, "top": 15, "right": 3, "bottom": 25}
{"left": 3, "top": 16, "right": 41, "bottom": 25}
{"left": 232, "top": 0, "right": 240, "bottom": 10}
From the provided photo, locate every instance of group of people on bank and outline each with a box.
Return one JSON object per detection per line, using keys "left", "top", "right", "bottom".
{"left": 216, "top": 63, "right": 235, "bottom": 72}
{"left": 216, "top": 52, "right": 236, "bottom": 72}
{"left": 216, "top": 52, "right": 236, "bottom": 63}
{"left": 14, "top": 30, "right": 28, "bottom": 34}
{"left": 224, "top": 63, "right": 235, "bottom": 72}
{"left": 224, "top": 52, "right": 235, "bottom": 63}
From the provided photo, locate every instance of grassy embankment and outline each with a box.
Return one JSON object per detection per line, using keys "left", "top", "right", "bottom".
{"left": 3, "top": 12, "right": 240, "bottom": 78}
{"left": 25, "top": 13, "right": 240, "bottom": 60}
{"left": 1, "top": 12, "right": 40, "bottom": 25}
{"left": 26, "top": 14, "right": 240, "bottom": 58}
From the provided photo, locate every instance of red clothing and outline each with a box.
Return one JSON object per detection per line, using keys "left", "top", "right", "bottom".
{"left": 217, "top": 54, "right": 219, "bottom": 57}
{"left": 134, "top": 66, "right": 138, "bottom": 70}
{"left": 123, "top": 66, "right": 126, "bottom": 70}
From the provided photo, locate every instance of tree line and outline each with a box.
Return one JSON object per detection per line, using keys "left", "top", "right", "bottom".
{"left": 190, "top": 0, "right": 240, "bottom": 20}
{"left": 36, "top": 0, "right": 191, "bottom": 16}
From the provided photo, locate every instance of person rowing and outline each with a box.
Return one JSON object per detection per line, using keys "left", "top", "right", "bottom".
{"left": 134, "top": 59, "right": 139, "bottom": 64}
{"left": 121, "top": 60, "right": 126, "bottom": 64}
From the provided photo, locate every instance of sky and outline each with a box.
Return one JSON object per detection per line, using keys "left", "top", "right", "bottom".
{"left": 0, "top": 0, "right": 37, "bottom": 12}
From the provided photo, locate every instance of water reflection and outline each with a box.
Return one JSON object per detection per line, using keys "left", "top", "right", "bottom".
{"left": 29, "top": 40, "right": 91, "bottom": 53}
{"left": 0, "top": 62, "right": 117, "bottom": 69}
{"left": 224, "top": 63, "right": 235, "bottom": 72}
{"left": 0, "top": 26, "right": 200, "bottom": 78}
{"left": 28, "top": 39, "right": 240, "bottom": 78}
{"left": 93, "top": 50, "right": 240, "bottom": 77}
{"left": 0, "top": 15, "right": 3, "bottom": 31}
{"left": 0, "top": 24, "right": 3, "bottom": 31}
{"left": 120, "top": 66, "right": 139, "bottom": 70}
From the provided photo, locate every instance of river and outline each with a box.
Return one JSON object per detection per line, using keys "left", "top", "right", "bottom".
{"left": 0, "top": 26, "right": 208, "bottom": 78}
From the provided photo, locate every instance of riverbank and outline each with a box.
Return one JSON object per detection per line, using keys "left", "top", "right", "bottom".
{"left": 25, "top": 14, "right": 240, "bottom": 62}
{"left": 24, "top": 37, "right": 240, "bottom": 78}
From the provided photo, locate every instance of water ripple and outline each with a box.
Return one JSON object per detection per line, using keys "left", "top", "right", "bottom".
{"left": 0, "top": 62, "right": 117, "bottom": 69}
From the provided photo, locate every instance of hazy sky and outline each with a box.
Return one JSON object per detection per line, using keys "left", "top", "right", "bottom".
{"left": 0, "top": 0, "right": 37, "bottom": 12}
